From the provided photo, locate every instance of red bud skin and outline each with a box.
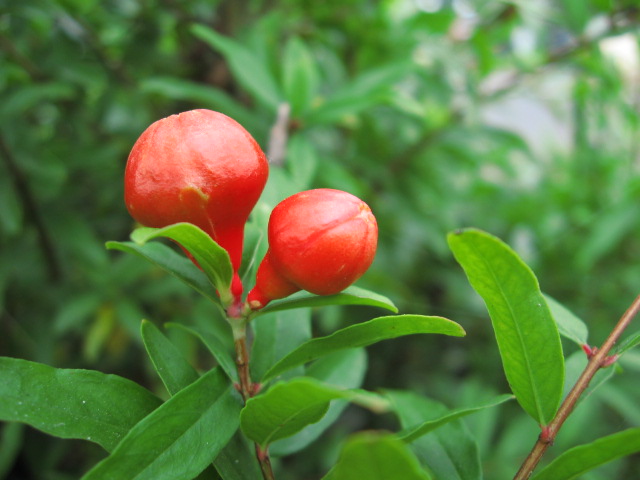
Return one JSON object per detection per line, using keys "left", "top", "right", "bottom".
{"left": 124, "top": 109, "right": 268, "bottom": 287}
{"left": 247, "top": 189, "right": 377, "bottom": 308}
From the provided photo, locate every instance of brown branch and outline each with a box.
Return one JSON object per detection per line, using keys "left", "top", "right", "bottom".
{"left": 267, "top": 103, "right": 291, "bottom": 167}
{"left": 513, "top": 293, "right": 640, "bottom": 480}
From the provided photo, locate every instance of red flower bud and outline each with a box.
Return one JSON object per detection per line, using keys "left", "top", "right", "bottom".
{"left": 124, "top": 109, "right": 268, "bottom": 296}
{"left": 247, "top": 189, "right": 378, "bottom": 309}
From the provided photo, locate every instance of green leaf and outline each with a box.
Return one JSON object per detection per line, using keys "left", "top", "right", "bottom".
{"left": 563, "top": 350, "right": 616, "bottom": 402}
{"left": 240, "top": 377, "right": 390, "bottom": 449}
{"left": 106, "top": 240, "right": 219, "bottom": 303}
{"left": 212, "top": 430, "right": 262, "bottom": 480}
{"left": 282, "top": 37, "right": 319, "bottom": 116}
{"left": 531, "top": 428, "right": 640, "bottom": 480}
{"left": 399, "top": 394, "right": 514, "bottom": 443}
{"left": 270, "top": 349, "right": 368, "bottom": 456}
{"left": 323, "top": 431, "right": 431, "bottom": 480}
{"left": 166, "top": 323, "right": 237, "bottom": 383}
{"left": 448, "top": 228, "right": 564, "bottom": 425}
{"left": 130, "top": 223, "right": 234, "bottom": 305}
{"left": 190, "top": 24, "right": 282, "bottom": 111}
{"left": 251, "top": 308, "right": 312, "bottom": 382}
{"left": 141, "top": 320, "right": 200, "bottom": 396}
{"left": 255, "top": 285, "right": 398, "bottom": 317}
{"left": 0, "top": 357, "right": 161, "bottom": 452}
{"left": 544, "top": 295, "right": 589, "bottom": 346}
{"left": 262, "top": 315, "right": 464, "bottom": 382}
{"left": 387, "top": 390, "right": 481, "bottom": 480}
{"left": 617, "top": 329, "right": 640, "bottom": 355}
{"left": 82, "top": 368, "right": 240, "bottom": 480}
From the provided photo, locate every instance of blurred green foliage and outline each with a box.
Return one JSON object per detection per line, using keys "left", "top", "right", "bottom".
{"left": 1, "top": 0, "right": 639, "bottom": 478}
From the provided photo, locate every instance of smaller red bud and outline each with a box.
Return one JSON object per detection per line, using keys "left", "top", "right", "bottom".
{"left": 247, "top": 189, "right": 378, "bottom": 309}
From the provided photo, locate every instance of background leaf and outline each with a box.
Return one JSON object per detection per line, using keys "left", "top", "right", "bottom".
{"left": 448, "top": 228, "right": 564, "bottom": 425}
{"left": 544, "top": 294, "right": 589, "bottom": 347}
{"left": 262, "top": 315, "right": 465, "bottom": 382}
{"left": 0, "top": 357, "right": 161, "bottom": 452}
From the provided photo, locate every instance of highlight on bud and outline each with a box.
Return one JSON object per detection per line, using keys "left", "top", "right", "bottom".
{"left": 124, "top": 109, "right": 268, "bottom": 301}
{"left": 247, "top": 188, "right": 378, "bottom": 309}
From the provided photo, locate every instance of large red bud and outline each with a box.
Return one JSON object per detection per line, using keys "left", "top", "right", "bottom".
{"left": 124, "top": 109, "right": 268, "bottom": 297}
{"left": 247, "top": 189, "right": 378, "bottom": 309}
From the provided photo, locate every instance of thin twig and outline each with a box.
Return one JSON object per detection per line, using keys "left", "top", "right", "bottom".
{"left": 513, "top": 293, "right": 640, "bottom": 480}
{"left": 267, "top": 103, "right": 291, "bottom": 167}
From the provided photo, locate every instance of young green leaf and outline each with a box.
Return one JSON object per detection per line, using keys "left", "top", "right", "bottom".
{"left": 387, "top": 390, "right": 481, "bottom": 480}
{"left": 130, "top": 223, "right": 234, "bottom": 304}
{"left": 448, "top": 228, "right": 564, "bottom": 425}
{"left": 255, "top": 285, "right": 398, "bottom": 317}
{"left": 531, "top": 428, "right": 640, "bottom": 480}
{"left": 82, "top": 368, "right": 240, "bottom": 480}
{"left": 262, "top": 315, "right": 464, "bottom": 382}
{"left": 544, "top": 294, "right": 589, "bottom": 346}
{"left": 141, "top": 320, "right": 200, "bottom": 396}
{"left": 270, "top": 349, "right": 368, "bottom": 456}
{"left": 106, "top": 240, "right": 219, "bottom": 303}
{"left": 240, "top": 377, "right": 390, "bottom": 449}
{"left": 398, "top": 394, "right": 514, "bottom": 443}
{"left": 0, "top": 357, "right": 161, "bottom": 452}
{"left": 190, "top": 24, "right": 282, "bottom": 111}
{"left": 323, "top": 431, "right": 432, "bottom": 480}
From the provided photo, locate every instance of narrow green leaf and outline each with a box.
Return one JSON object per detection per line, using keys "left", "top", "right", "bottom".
{"left": 0, "top": 357, "right": 161, "bottom": 452}
{"left": 106, "top": 240, "right": 219, "bottom": 303}
{"left": 399, "top": 394, "right": 514, "bottom": 443}
{"left": 323, "top": 432, "right": 431, "bottom": 480}
{"left": 387, "top": 390, "right": 481, "bottom": 480}
{"left": 270, "top": 349, "right": 368, "bottom": 456}
{"left": 617, "top": 329, "right": 640, "bottom": 355}
{"left": 255, "top": 285, "right": 398, "bottom": 317}
{"left": 190, "top": 24, "right": 282, "bottom": 110}
{"left": 448, "top": 228, "right": 564, "bottom": 425}
{"left": 262, "top": 315, "right": 464, "bottom": 382}
{"left": 130, "top": 223, "right": 234, "bottom": 305}
{"left": 82, "top": 368, "right": 240, "bottom": 480}
{"left": 212, "top": 430, "right": 262, "bottom": 480}
{"left": 141, "top": 320, "right": 200, "bottom": 395}
{"left": 531, "top": 428, "right": 640, "bottom": 480}
{"left": 240, "top": 377, "right": 390, "bottom": 449}
{"left": 544, "top": 295, "right": 589, "bottom": 346}
{"left": 282, "top": 37, "right": 319, "bottom": 115}
{"left": 166, "top": 323, "right": 237, "bottom": 382}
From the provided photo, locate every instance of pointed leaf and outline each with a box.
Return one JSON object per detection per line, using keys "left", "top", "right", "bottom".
{"left": 106, "top": 240, "right": 219, "bottom": 303}
{"left": 448, "top": 228, "right": 564, "bottom": 425}
{"left": 271, "top": 349, "right": 368, "bottom": 456}
{"left": 141, "top": 320, "right": 200, "bottom": 395}
{"left": 240, "top": 377, "right": 390, "bottom": 449}
{"left": 0, "top": 357, "right": 161, "bottom": 452}
{"left": 531, "top": 428, "right": 640, "bottom": 480}
{"left": 190, "top": 24, "right": 282, "bottom": 110}
{"left": 544, "top": 295, "right": 589, "bottom": 346}
{"left": 262, "top": 315, "right": 464, "bottom": 382}
{"left": 617, "top": 329, "right": 640, "bottom": 355}
{"left": 282, "top": 37, "right": 320, "bottom": 115}
{"left": 255, "top": 286, "right": 398, "bottom": 317}
{"left": 82, "top": 368, "right": 240, "bottom": 480}
{"left": 323, "top": 432, "right": 431, "bottom": 480}
{"left": 130, "top": 223, "right": 234, "bottom": 305}
{"left": 399, "top": 394, "right": 514, "bottom": 443}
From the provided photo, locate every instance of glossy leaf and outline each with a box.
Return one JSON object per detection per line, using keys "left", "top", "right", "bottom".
{"left": 544, "top": 295, "right": 589, "bottom": 346}
{"left": 130, "top": 223, "right": 234, "bottom": 304}
{"left": 0, "top": 357, "right": 161, "bottom": 452}
{"left": 399, "top": 394, "right": 514, "bottom": 443}
{"left": 141, "top": 320, "right": 200, "bottom": 395}
{"left": 82, "top": 368, "right": 240, "bottom": 480}
{"left": 271, "top": 349, "right": 368, "bottom": 456}
{"left": 190, "top": 24, "right": 282, "bottom": 111}
{"left": 240, "top": 377, "right": 390, "bottom": 449}
{"left": 106, "top": 240, "right": 219, "bottom": 303}
{"left": 255, "top": 285, "right": 398, "bottom": 317}
{"left": 387, "top": 390, "right": 481, "bottom": 480}
{"left": 531, "top": 428, "right": 640, "bottom": 480}
{"left": 262, "top": 315, "right": 464, "bottom": 382}
{"left": 166, "top": 323, "right": 237, "bottom": 382}
{"left": 448, "top": 228, "right": 564, "bottom": 425}
{"left": 323, "top": 432, "right": 431, "bottom": 480}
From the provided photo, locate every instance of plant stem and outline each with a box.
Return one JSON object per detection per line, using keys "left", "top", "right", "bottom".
{"left": 229, "top": 314, "right": 277, "bottom": 480}
{"left": 513, "top": 293, "right": 640, "bottom": 480}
